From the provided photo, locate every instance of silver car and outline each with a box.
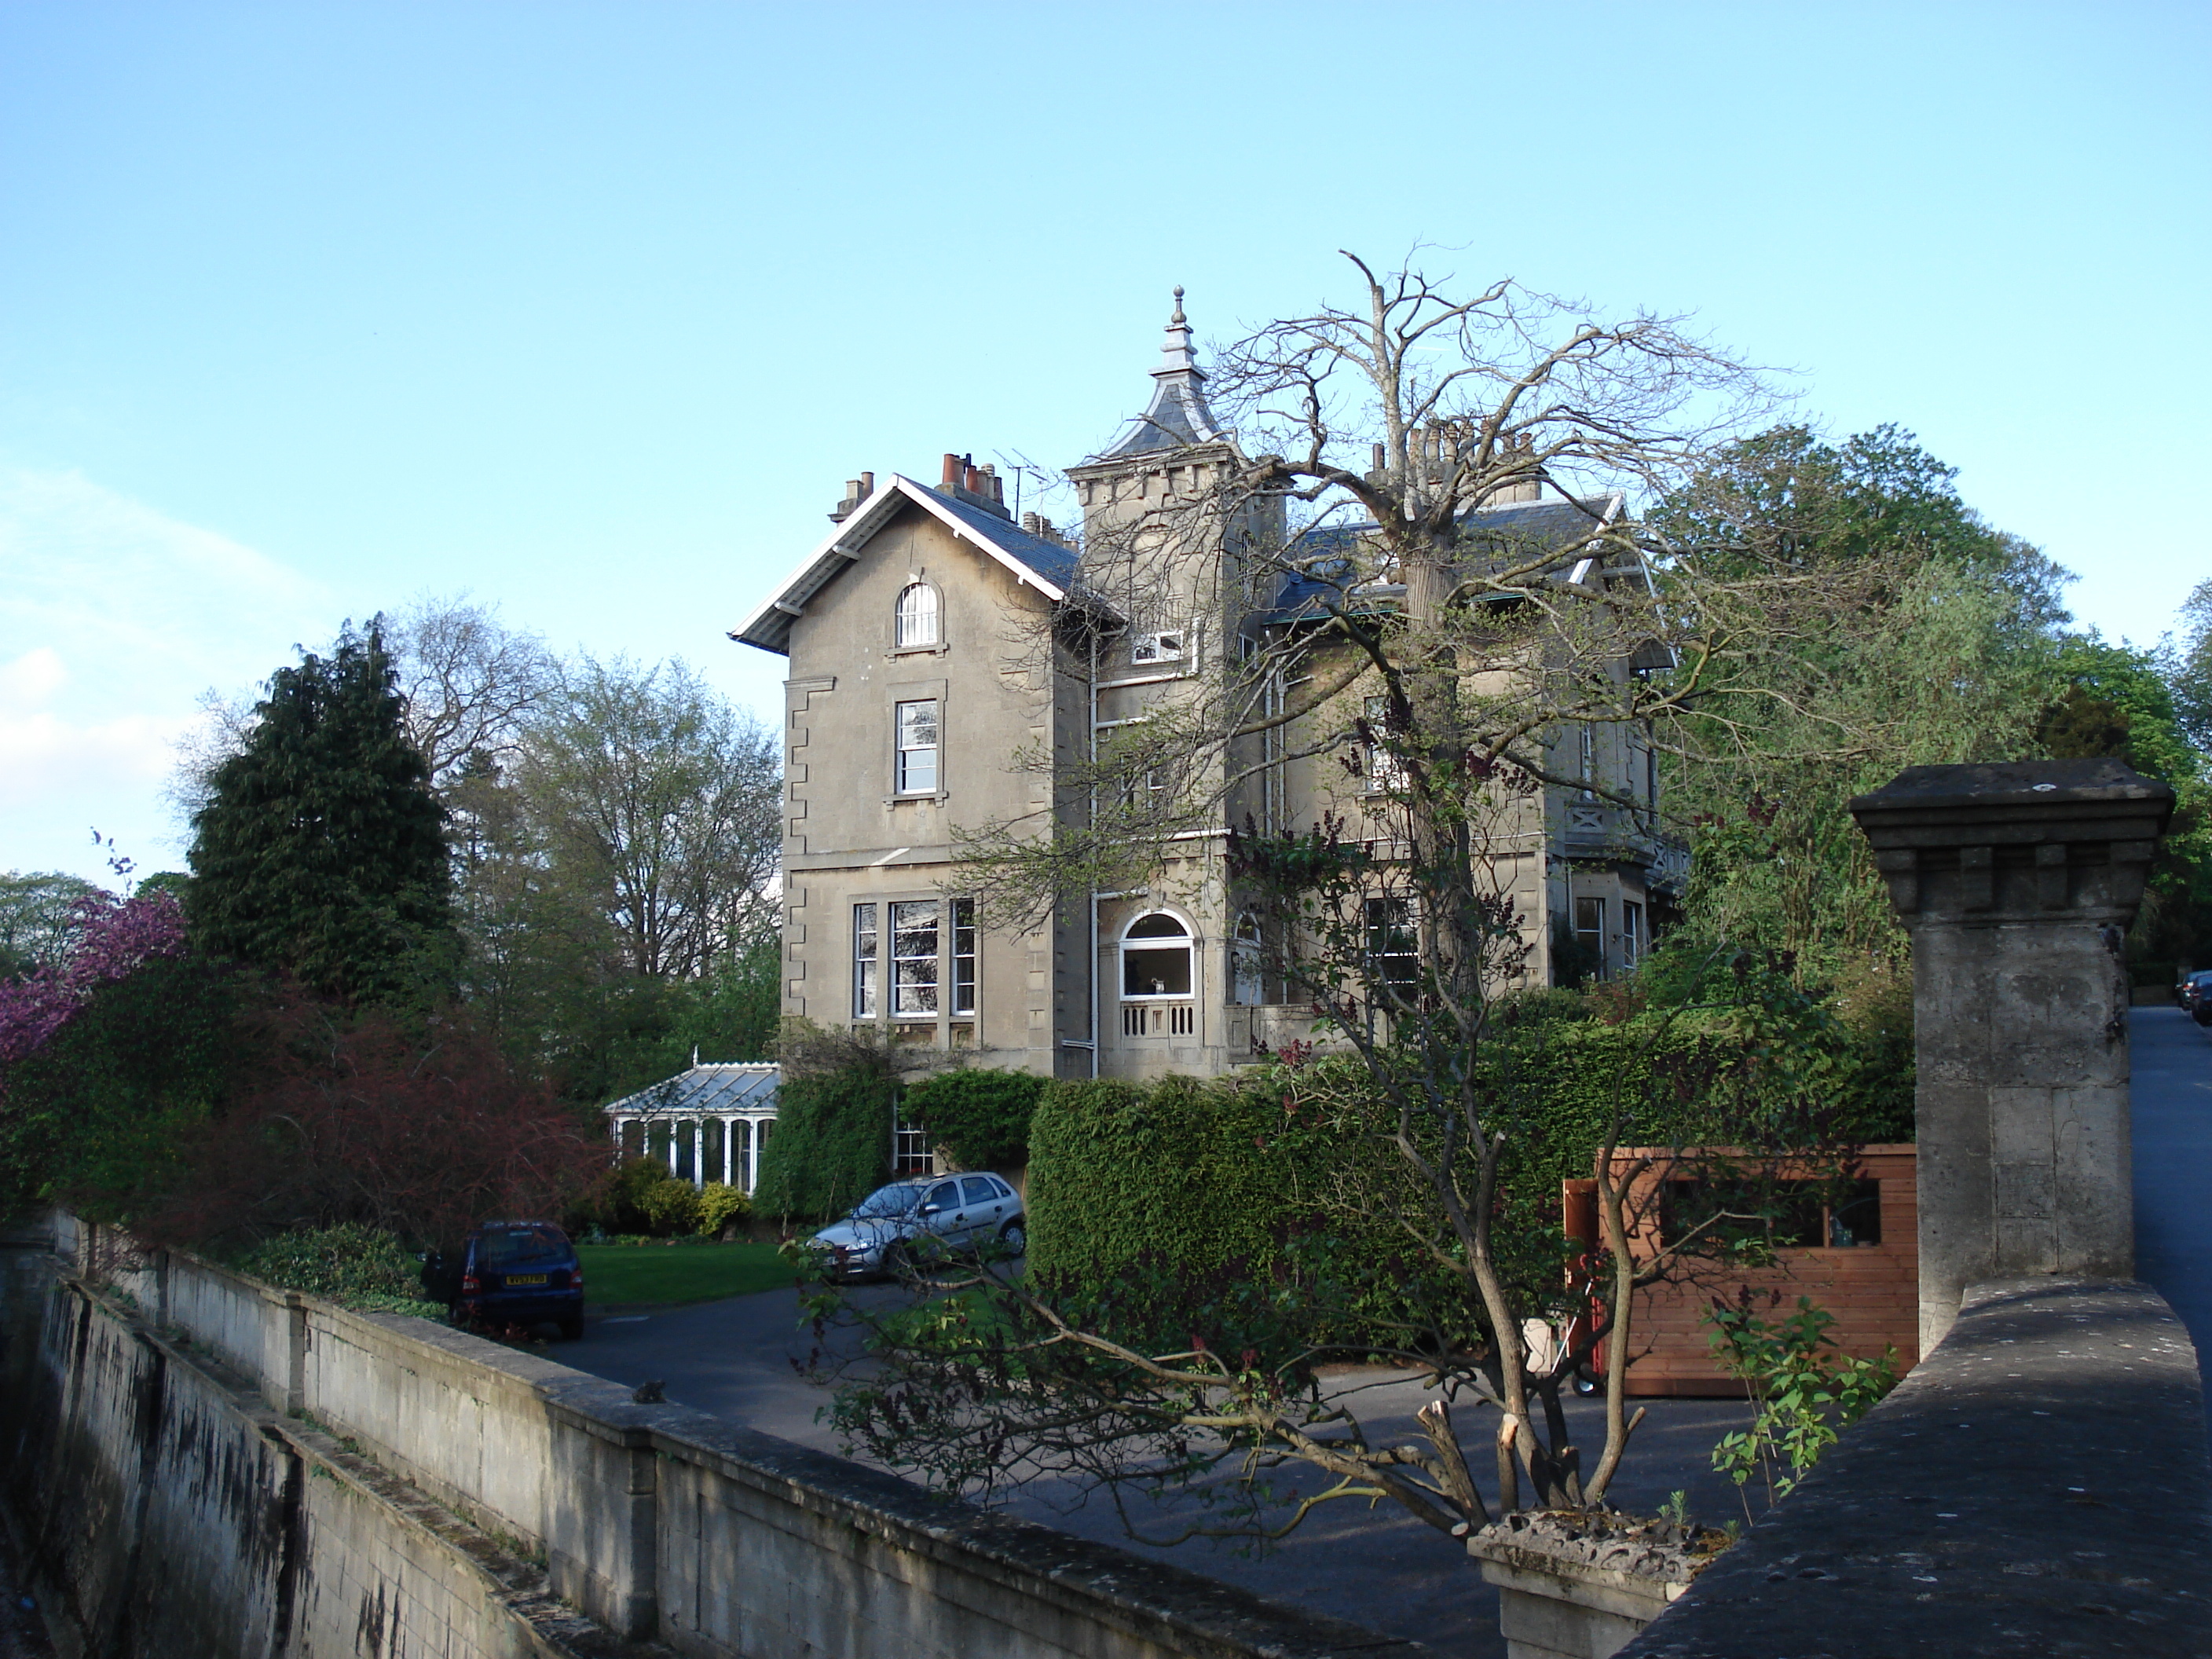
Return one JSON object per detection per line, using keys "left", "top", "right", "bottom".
{"left": 808, "top": 1174, "right": 1025, "bottom": 1282}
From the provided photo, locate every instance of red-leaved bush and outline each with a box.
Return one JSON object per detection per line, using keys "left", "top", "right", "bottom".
{"left": 144, "top": 998, "right": 611, "bottom": 1249}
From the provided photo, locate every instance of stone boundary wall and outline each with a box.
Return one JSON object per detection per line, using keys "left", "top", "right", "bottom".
{"left": 1617, "top": 1276, "right": 2212, "bottom": 1657}
{"left": 7, "top": 1219, "right": 1430, "bottom": 1659}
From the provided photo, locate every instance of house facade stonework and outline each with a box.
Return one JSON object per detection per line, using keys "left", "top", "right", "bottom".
{"left": 732, "top": 298, "right": 1681, "bottom": 1082}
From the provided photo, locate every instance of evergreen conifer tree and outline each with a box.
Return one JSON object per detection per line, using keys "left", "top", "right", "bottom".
{"left": 188, "top": 622, "right": 453, "bottom": 1002}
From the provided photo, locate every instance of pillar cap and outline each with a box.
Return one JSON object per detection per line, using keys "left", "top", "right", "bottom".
{"left": 1849, "top": 759, "right": 2173, "bottom": 925}
{"left": 1849, "top": 757, "right": 2173, "bottom": 828}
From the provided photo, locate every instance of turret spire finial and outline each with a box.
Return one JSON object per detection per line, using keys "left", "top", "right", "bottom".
{"left": 1170, "top": 284, "right": 1186, "bottom": 325}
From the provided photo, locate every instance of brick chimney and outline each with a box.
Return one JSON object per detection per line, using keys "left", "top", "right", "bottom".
{"left": 936, "top": 451, "right": 1013, "bottom": 521}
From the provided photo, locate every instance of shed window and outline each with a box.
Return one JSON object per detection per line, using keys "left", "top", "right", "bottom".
{"left": 895, "top": 583, "right": 940, "bottom": 648}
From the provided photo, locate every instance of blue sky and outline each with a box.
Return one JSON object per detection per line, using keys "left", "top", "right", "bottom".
{"left": 3, "top": 2, "right": 2206, "bottom": 884}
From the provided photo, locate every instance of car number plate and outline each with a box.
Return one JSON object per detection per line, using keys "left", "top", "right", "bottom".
{"left": 505, "top": 1273, "right": 548, "bottom": 1286}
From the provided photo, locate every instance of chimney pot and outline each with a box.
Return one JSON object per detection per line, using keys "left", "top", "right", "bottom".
{"left": 860, "top": 471, "right": 874, "bottom": 494}
{"left": 1022, "top": 511, "right": 1041, "bottom": 534}
{"left": 942, "top": 453, "right": 961, "bottom": 486}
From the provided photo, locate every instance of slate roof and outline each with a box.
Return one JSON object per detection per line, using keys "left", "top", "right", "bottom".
{"left": 602, "top": 1063, "right": 780, "bottom": 1118}
{"left": 1255, "top": 494, "right": 1627, "bottom": 624}
{"left": 731, "top": 474, "right": 1082, "bottom": 655}
{"left": 1082, "top": 291, "right": 1229, "bottom": 464}
{"left": 932, "top": 489, "right": 1082, "bottom": 591}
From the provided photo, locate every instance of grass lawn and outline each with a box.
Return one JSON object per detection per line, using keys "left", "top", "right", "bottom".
{"left": 578, "top": 1241, "right": 797, "bottom": 1306}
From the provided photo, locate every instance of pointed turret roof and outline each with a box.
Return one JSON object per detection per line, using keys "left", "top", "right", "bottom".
{"left": 1087, "top": 287, "right": 1228, "bottom": 462}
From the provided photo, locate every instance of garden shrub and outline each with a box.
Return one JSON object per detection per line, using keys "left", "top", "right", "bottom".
{"left": 231, "top": 1221, "right": 446, "bottom": 1317}
{"left": 1024, "top": 1073, "right": 1458, "bottom": 1356}
{"left": 695, "top": 1181, "right": 751, "bottom": 1237}
{"left": 637, "top": 1171, "right": 702, "bottom": 1235}
{"left": 902, "top": 1067, "right": 1045, "bottom": 1170}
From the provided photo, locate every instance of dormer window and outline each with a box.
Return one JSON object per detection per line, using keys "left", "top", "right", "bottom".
{"left": 1131, "top": 629, "right": 1184, "bottom": 665}
{"left": 895, "top": 583, "right": 940, "bottom": 649}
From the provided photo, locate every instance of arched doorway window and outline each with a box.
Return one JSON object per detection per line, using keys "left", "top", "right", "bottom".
{"left": 1231, "top": 911, "right": 1263, "bottom": 1005}
{"left": 895, "top": 582, "right": 940, "bottom": 648}
{"left": 1121, "top": 912, "right": 1192, "bottom": 998}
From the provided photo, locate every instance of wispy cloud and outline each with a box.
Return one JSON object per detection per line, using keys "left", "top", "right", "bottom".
{"left": 0, "top": 470, "right": 335, "bottom": 878}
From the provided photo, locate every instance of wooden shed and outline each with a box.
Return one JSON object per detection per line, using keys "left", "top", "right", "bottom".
{"left": 1565, "top": 1144, "right": 1919, "bottom": 1397}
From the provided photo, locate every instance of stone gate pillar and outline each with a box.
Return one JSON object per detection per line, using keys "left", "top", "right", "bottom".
{"left": 1849, "top": 759, "right": 2172, "bottom": 1352}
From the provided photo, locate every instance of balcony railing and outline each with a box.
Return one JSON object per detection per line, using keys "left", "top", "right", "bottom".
{"left": 1121, "top": 1002, "right": 1196, "bottom": 1038}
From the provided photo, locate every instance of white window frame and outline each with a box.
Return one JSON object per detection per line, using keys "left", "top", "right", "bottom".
{"left": 895, "top": 698, "right": 939, "bottom": 794}
{"left": 895, "top": 582, "right": 940, "bottom": 649}
{"left": 1363, "top": 895, "right": 1419, "bottom": 994}
{"left": 1573, "top": 895, "right": 1606, "bottom": 976}
{"left": 891, "top": 899, "right": 940, "bottom": 1017}
{"left": 1622, "top": 900, "right": 1645, "bottom": 969}
{"left": 853, "top": 903, "right": 879, "bottom": 1017}
{"left": 952, "top": 896, "right": 977, "bottom": 1016}
{"left": 1231, "top": 910, "right": 1263, "bottom": 1006}
{"left": 1131, "top": 628, "right": 1186, "bottom": 666}
{"left": 1119, "top": 911, "right": 1195, "bottom": 1001}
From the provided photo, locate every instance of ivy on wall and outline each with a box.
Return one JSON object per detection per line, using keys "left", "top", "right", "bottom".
{"left": 901, "top": 1068, "right": 1045, "bottom": 1171}
{"left": 751, "top": 1063, "right": 893, "bottom": 1222}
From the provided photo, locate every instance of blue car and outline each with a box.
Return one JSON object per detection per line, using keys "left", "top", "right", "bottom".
{"left": 423, "top": 1221, "right": 585, "bottom": 1339}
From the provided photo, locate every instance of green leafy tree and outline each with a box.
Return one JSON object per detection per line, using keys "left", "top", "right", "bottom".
{"left": 0, "top": 872, "right": 101, "bottom": 978}
{"left": 1652, "top": 425, "right": 2067, "bottom": 986}
{"left": 2038, "top": 635, "right": 2212, "bottom": 976}
{"left": 186, "top": 622, "right": 453, "bottom": 1003}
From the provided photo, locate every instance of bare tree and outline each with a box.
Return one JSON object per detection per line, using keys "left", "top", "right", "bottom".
{"left": 511, "top": 655, "right": 782, "bottom": 981}
{"left": 167, "top": 595, "right": 556, "bottom": 819}
{"left": 815, "top": 255, "right": 1899, "bottom": 1539}
{"left": 384, "top": 593, "right": 559, "bottom": 786}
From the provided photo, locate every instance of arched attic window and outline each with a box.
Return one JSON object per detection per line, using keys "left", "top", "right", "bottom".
{"left": 895, "top": 582, "right": 940, "bottom": 648}
{"left": 1121, "top": 912, "right": 1193, "bottom": 999}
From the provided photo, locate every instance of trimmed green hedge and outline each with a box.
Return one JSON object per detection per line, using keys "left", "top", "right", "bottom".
{"left": 1024, "top": 1004, "right": 1913, "bottom": 1356}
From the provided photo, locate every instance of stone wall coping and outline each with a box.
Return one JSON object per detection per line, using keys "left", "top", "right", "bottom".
{"left": 1615, "top": 1276, "right": 2212, "bottom": 1658}
{"left": 133, "top": 1240, "right": 1434, "bottom": 1658}
{"left": 641, "top": 1401, "right": 1429, "bottom": 1657}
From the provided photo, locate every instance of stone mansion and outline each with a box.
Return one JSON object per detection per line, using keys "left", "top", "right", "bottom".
{"left": 731, "top": 297, "right": 1683, "bottom": 1081}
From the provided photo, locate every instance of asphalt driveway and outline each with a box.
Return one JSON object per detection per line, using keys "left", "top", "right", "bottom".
{"left": 562, "top": 1279, "right": 1754, "bottom": 1654}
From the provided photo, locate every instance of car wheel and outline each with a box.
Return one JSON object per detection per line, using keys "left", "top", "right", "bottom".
{"left": 881, "top": 1242, "right": 911, "bottom": 1281}
{"left": 1572, "top": 1368, "right": 1601, "bottom": 1397}
{"left": 998, "top": 1220, "right": 1027, "bottom": 1255}
{"left": 559, "top": 1315, "right": 584, "bottom": 1341}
